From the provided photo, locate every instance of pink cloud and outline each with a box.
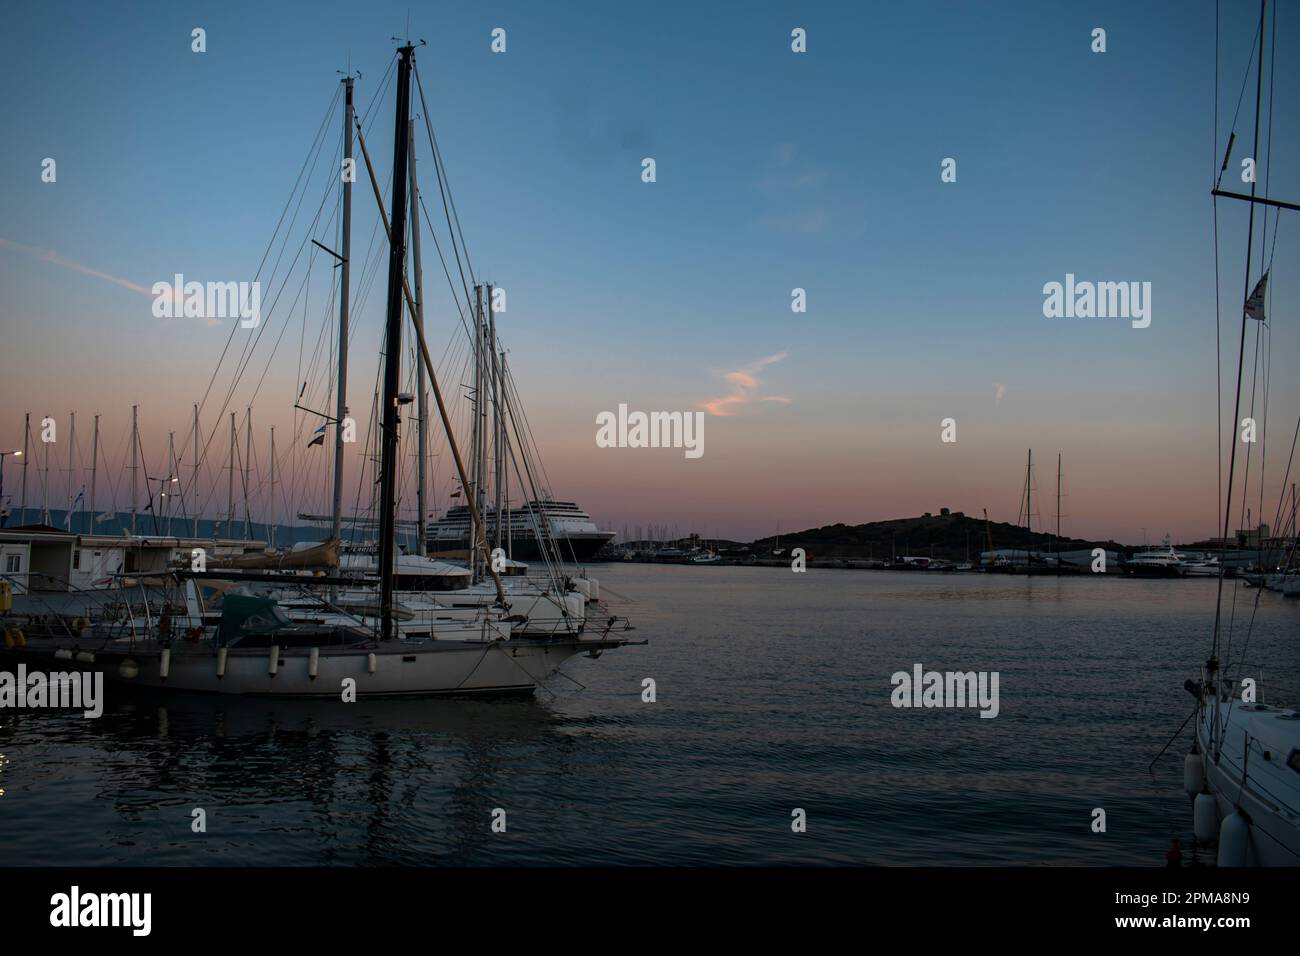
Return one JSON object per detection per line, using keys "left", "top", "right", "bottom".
{"left": 700, "top": 352, "right": 791, "bottom": 417}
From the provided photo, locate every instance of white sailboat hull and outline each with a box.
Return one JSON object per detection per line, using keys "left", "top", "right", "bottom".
{"left": 14, "top": 638, "right": 608, "bottom": 697}
{"left": 1194, "top": 698, "right": 1300, "bottom": 866}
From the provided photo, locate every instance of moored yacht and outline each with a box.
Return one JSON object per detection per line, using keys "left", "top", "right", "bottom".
{"left": 1181, "top": 554, "right": 1223, "bottom": 577}
{"left": 1185, "top": 680, "right": 1300, "bottom": 865}
{"left": 3, "top": 44, "right": 636, "bottom": 697}
{"left": 1123, "top": 540, "right": 1185, "bottom": 577}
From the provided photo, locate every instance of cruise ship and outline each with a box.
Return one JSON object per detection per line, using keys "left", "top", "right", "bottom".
{"left": 427, "top": 499, "right": 615, "bottom": 562}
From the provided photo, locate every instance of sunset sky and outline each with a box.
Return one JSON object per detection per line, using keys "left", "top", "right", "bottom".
{"left": 1, "top": 0, "right": 1296, "bottom": 545}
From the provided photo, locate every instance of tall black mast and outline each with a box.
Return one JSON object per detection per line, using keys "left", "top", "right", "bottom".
{"left": 378, "top": 45, "right": 414, "bottom": 642}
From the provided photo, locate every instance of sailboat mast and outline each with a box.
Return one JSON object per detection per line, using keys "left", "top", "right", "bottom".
{"left": 191, "top": 404, "right": 199, "bottom": 537}
{"left": 352, "top": 84, "right": 508, "bottom": 606}
{"left": 66, "top": 412, "right": 75, "bottom": 528}
{"left": 242, "top": 408, "right": 252, "bottom": 539}
{"left": 20, "top": 412, "right": 29, "bottom": 523}
{"left": 269, "top": 425, "right": 277, "bottom": 550}
{"left": 1056, "top": 453, "right": 1061, "bottom": 547}
{"left": 499, "top": 346, "right": 508, "bottom": 558}
{"left": 1026, "top": 449, "right": 1032, "bottom": 533}
{"left": 479, "top": 293, "right": 489, "bottom": 562}
{"left": 40, "top": 413, "right": 50, "bottom": 525}
{"left": 227, "top": 411, "right": 235, "bottom": 537}
{"left": 408, "top": 116, "right": 428, "bottom": 557}
{"left": 89, "top": 414, "right": 99, "bottom": 533}
{"left": 129, "top": 404, "right": 138, "bottom": 534}
{"left": 167, "top": 430, "right": 177, "bottom": 536}
{"left": 472, "top": 284, "right": 484, "bottom": 581}
{"left": 377, "top": 44, "right": 415, "bottom": 643}
{"left": 489, "top": 284, "right": 502, "bottom": 554}
{"left": 331, "top": 75, "right": 354, "bottom": 544}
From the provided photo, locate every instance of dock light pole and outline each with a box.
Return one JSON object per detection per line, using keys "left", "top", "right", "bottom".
{"left": 0, "top": 449, "right": 22, "bottom": 527}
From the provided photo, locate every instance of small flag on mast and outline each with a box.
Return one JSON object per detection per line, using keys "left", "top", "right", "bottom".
{"left": 1245, "top": 271, "right": 1268, "bottom": 321}
{"left": 64, "top": 488, "right": 85, "bottom": 527}
{"left": 308, "top": 425, "right": 326, "bottom": 448}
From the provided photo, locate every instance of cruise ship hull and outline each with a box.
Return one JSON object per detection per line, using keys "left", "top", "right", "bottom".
{"left": 429, "top": 531, "right": 614, "bottom": 563}
{"left": 427, "top": 500, "right": 615, "bottom": 564}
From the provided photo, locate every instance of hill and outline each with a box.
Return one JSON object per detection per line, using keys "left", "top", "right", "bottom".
{"left": 748, "top": 510, "right": 1124, "bottom": 561}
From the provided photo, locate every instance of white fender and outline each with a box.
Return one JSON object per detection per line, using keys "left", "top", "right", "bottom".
{"left": 1183, "top": 752, "right": 1204, "bottom": 797}
{"left": 1217, "top": 812, "right": 1249, "bottom": 867}
{"left": 1193, "top": 792, "right": 1218, "bottom": 843}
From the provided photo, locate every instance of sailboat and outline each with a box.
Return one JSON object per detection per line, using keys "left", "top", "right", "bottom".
{"left": 10, "top": 45, "right": 635, "bottom": 696}
{"left": 1180, "top": 0, "right": 1299, "bottom": 865}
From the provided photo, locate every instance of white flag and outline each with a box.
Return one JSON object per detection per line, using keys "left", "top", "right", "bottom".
{"left": 1245, "top": 271, "right": 1268, "bottom": 321}
{"left": 64, "top": 489, "right": 85, "bottom": 527}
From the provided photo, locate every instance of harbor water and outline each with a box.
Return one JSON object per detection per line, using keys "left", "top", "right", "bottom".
{"left": 1, "top": 564, "right": 1296, "bottom": 865}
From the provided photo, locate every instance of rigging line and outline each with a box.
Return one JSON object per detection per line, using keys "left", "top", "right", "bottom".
{"left": 498, "top": 370, "right": 569, "bottom": 592}
{"left": 1232, "top": 416, "right": 1300, "bottom": 676}
{"left": 354, "top": 56, "right": 397, "bottom": 135}
{"left": 1213, "top": 195, "right": 1224, "bottom": 547}
{"left": 294, "top": 234, "right": 314, "bottom": 448}
{"left": 223, "top": 144, "right": 336, "bottom": 406}
{"left": 190, "top": 84, "right": 342, "bottom": 449}
{"left": 501, "top": 362, "right": 583, "bottom": 569}
{"left": 1148, "top": 699, "right": 1201, "bottom": 775}
{"left": 219, "top": 86, "right": 350, "bottom": 415}
{"left": 191, "top": 108, "right": 341, "bottom": 512}
{"left": 1213, "top": 2, "right": 1224, "bottom": 532}
{"left": 1214, "top": 0, "right": 1220, "bottom": 182}
{"left": 412, "top": 62, "right": 476, "bottom": 316}
{"left": 418, "top": 190, "right": 471, "bottom": 334}
{"left": 1263, "top": 1, "right": 1281, "bottom": 273}
{"left": 1225, "top": 337, "right": 1259, "bottom": 660}
{"left": 1260, "top": 0, "right": 1278, "bottom": 269}
{"left": 1257, "top": 322, "right": 1270, "bottom": 561}
{"left": 196, "top": 263, "right": 318, "bottom": 520}
{"left": 1216, "top": 12, "right": 1263, "bottom": 189}
{"left": 1261, "top": 414, "right": 1300, "bottom": 566}
{"left": 424, "top": 96, "right": 477, "bottom": 293}
{"left": 1235, "top": 314, "right": 1263, "bottom": 543}
{"left": 502, "top": 361, "right": 558, "bottom": 507}
{"left": 214, "top": 163, "right": 337, "bottom": 432}
{"left": 1212, "top": 0, "right": 1267, "bottom": 665}
{"left": 298, "top": 268, "right": 340, "bottom": 412}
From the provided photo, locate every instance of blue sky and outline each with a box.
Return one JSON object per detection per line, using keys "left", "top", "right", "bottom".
{"left": 1, "top": 0, "right": 1296, "bottom": 542}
